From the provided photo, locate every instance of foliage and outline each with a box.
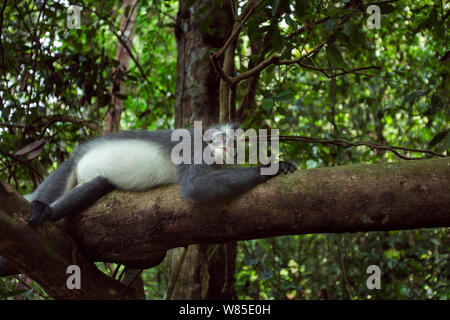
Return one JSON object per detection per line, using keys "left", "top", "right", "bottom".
{"left": 229, "top": 0, "right": 449, "bottom": 300}
{"left": 236, "top": 230, "right": 449, "bottom": 299}
{"left": 0, "top": 0, "right": 177, "bottom": 194}
{"left": 0, "top": 0, "right": 448, "bottom": 299}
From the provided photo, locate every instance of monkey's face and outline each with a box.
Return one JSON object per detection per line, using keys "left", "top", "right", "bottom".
{"left": 204, "top": 124, "right": 239, "bottom": 164}
{"left": 210, "top": 131, "right": 234, "bottom": 162}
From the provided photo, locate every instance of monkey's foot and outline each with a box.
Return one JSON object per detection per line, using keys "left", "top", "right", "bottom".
{"left": 28, "top": 200, "right": 53, "bottom": 227}
{"left": 278, "top": 161, "right": 297, "bottom": 174}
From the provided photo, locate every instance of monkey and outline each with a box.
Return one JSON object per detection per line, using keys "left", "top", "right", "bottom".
{"left": 0, "top": 123, "right": 296, "bottom": 275}
{"left": 23, "top": 123, "right": 296, "bottom": 226}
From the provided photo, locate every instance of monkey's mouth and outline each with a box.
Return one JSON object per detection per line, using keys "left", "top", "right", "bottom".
{"left": 212, "top": 146, "right": 227, "bottom": 154}
{"left": 212, "top": 146, "right": 235, "bottom": 159}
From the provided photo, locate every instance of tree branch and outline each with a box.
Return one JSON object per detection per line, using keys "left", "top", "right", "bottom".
{"left": 291, "top": 63, "right": 381, "bottom": 78}
{"left": 211, "top": 0, "right": 260, "bottom": 59}
{"left": 2, "top": 159, "right": 449, "bottom": 297}
{"left": 0, "top": 181, "right": 143, "bottom": 299}
{"left": 212, "top": 42, "right": 378, "bottom": 86}
{"left": 54, "top": 158, "right": 450, "bottom": 269}
{"left": 266, "top": 135, "right": 447, "bottom": 160}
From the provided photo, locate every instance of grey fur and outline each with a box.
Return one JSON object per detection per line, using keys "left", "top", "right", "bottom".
{"left": 25, "top": 127, "right": 296, "bottom": 226}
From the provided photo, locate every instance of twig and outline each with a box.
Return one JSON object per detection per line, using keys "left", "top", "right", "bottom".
{"left": 0, "top": 150, "right": 43, "bottom": 179}
{"left": 286, "top": 17, "right": 330, "bottom": 40}
{"left": 212, "top": 0, "right": 260, "bottom": 59}
{"left": 210, "top": 0, "right": 261, "bottom": 86}
{"left": 120, "top": 268, "right": 143, "bottom": 297}
{"left": 212, "top": 41, "right": 380, "bottom": 85}
{"left": 13, "top": 275, "right": 49, "bottom": 300}
{"left": 0, "top": 115, "right": 102, "bottom": 133}
{"left": 244, "top": 135, "right": 447, "bottom": 160}
{"left": 276, "top": 43, "right": 326, "bottom": 66}
{"left": 165, "top": 247, "right": 188, "bottom": 300}
{"left": 79, "top": 5, "right": 154, "bottom": 89}
{"left": 292, "top": 63, "right": 381, "bottom": 78}
{"left": 0, "top": 0, "right": 8, "bottom": 76}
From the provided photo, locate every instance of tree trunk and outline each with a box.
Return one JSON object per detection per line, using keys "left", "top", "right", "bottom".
{"left": 104, "top": 0, "right": 139, "bottom": 133}
{"left": 171, "top": 0, "right": 235, "bottom": 299}
{"left": 174, "top": 0, "right": 233, "bottom": 128}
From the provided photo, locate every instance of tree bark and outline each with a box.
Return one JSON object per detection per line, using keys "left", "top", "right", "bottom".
{"left": 173, "top": 0, "right": 235, "bottom": 299}
{"left": 175, "top": 0, "right": 233, "bottom": 128}
{"left": 104, "top": 0, "right": 138, "bottom": 133}
{"left": 54, "top": 158, "right": 450, "bottom": 267}
{"left": 0, "top": 182, "right": 143, "bottom": 299}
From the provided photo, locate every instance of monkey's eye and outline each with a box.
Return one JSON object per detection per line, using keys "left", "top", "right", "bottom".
{"left": 211, "top": 131, "right": 225, "bottom": 144}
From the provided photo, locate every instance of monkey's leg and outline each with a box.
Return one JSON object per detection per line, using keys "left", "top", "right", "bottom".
{"left": 28, "top": 159, "right": 77, "bottom": 204}
{"left": 1, "top": 161, "right": 79, "bottom": 274}
{"left": 179, "top": 161, "right": 296, "bottom": 202}
{"left": 29, "top": 176, "right": 115, "bottom": 227}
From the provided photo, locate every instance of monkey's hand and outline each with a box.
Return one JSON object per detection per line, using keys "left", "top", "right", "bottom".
{"left": 28, "top": 200, "right": 53, "bottom": 227}
{"left": 262, "top": 160, "right": 297, "bottom": 179}
{"left": 276, "top": 161, "right": 297, "bottom": 175}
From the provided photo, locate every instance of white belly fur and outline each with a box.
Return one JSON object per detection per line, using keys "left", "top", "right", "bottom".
{"left": 76, "top": 139, "right": 177, "bottom": 191}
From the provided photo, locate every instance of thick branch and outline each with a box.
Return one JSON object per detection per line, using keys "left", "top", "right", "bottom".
{"left": 57, "top": 158, "right": 450, "bottom": 269}
{"left": 0, "top": 182, "right": 143, "bottom": 299}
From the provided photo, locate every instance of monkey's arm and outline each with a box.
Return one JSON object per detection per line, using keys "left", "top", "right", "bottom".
{"left": 178, "top": 161, "right": 296, "bottom": 202}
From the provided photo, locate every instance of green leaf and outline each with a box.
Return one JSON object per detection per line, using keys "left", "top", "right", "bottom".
{"left": 378, "top": 3, "right": 396, "bottom": 14}
{"left": 327, "top": 31, "right": 338, "bottom": 45}
{"left": 425, "top": 93, "right": 445, "bottom": 115}
{"left": 326, "top": 45, "right": 345, "bottom": 67}
{"left": 262, "top": 98, "right": 273, "bottom": 111}
{"left": 272, "top": 90, "right": 294, "bottom": 101}
{"left": 259, "top": 270, "right": 274, "bottom": 280}
{"left": 298, "top": 12, "right": 315, "bottom": 23}
{"left": 5, "top": 289, "right": 28, "bottom": 297}
{"left": 323, "top": 18, "right": 337, "bottom": 32}
{"left": 244, "top": 256, "right": 259, "bottom": 266}
{"left": 284, "top": 14, "right": 298, "bottom": 31}
{"left": 401, "top": 89, "right": 429, "bottom": 107}
{"left": 124, "top": 4, "right": 131, "bottom": 18}
{"left": 294, "top": 0, "right": 309, "bottom": 19}
{"left": 269, "top": 23, "right": 283, "bottom": 52}
{"left": 336, "top": 31, "right": 351, "bottom": 47}
{"left": 328, "top": 8, "right": 360, "bottom": 17}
